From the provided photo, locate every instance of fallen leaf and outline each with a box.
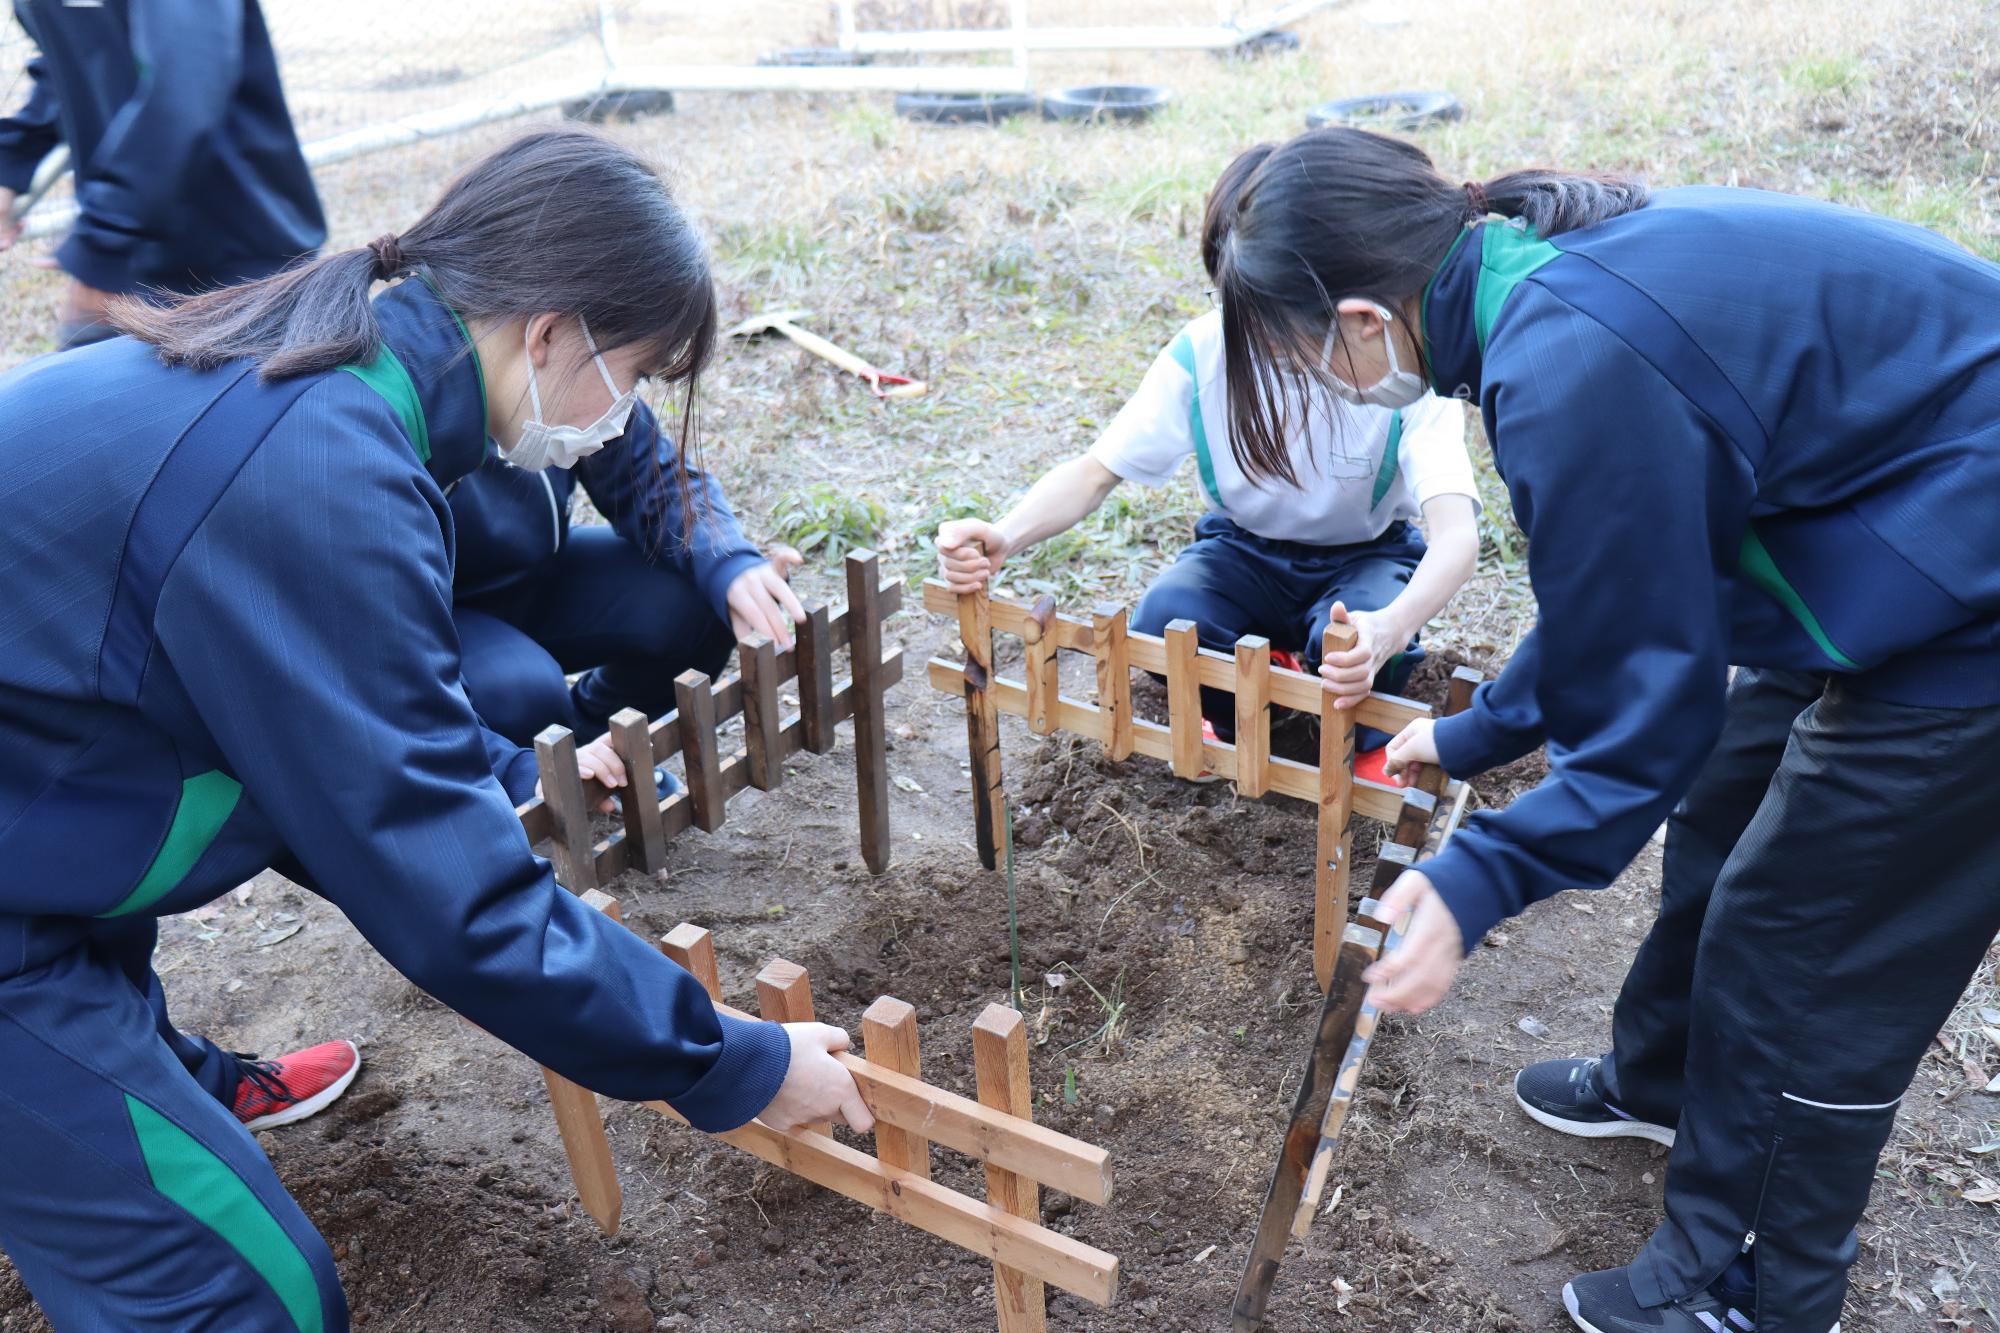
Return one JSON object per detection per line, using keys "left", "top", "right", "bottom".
{"left": 1518, "top": 1015, "right": 1552, "bottom": 1040}
{"left": 254, "top": 922, "right": 303, "bottom": 948}
{"left": 1963, "top": 1181, "right": 2000, "bottom": 1206}
{"left": 893, "top": 775, "right": 925, "bottom": 793}
{"left": 1969, "top": 1139, "right": 2000, "bottom": 1155}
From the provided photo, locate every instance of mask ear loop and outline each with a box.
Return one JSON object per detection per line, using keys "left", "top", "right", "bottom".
{"left": 578, "top": 314, "right": 639, "bottom": 429}
{"left": 523, "top": 322, "right": 546, "bottom": 424}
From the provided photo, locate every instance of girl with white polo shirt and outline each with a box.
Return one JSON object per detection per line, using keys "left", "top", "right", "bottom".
{"left": 937, "top": 155, "right": 1481, "bottom": 780}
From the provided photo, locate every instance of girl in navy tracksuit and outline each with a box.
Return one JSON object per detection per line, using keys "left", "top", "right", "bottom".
{"left": 1212, "top": 127, "right": 2000, "bottom": 1333}
{"left": 936, "top": 152, "right": 1482, "bottom": 779}
{"left": 0, "top": 129, "right": 869, "bottom": 1332}
{"left": 446, "top": 418, "right": 803, "bottom": 749}
{"left": 0, "top": 0, "right": 326, "bottom": 343}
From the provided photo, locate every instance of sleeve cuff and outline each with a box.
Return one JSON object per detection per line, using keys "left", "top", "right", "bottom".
{"left": 55, "top": 230, "right": 142, "bottom": 294}
{"left": 1420, "top": 843, "right": 1509, "bottom": 955}
{"left": 697, "top": 549, "right": 767, "bottom": 625}
{"left": 667, "top": 1012, "right": 793, "bottom": 1133}
{"left": 1433, "top": 708, "right": 1508, "bottom": 778}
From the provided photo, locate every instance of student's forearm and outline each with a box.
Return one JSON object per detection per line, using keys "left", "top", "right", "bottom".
{"left": 993, "top": 456, "right": 1120, "bottom": 557}
{"left": 1379, "top": 500, "right": 1479, "bottom": 641}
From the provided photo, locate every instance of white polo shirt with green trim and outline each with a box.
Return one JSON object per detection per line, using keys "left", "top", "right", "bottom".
{"left": 1088, "top": 312, "right": 1477, "bottom": 545}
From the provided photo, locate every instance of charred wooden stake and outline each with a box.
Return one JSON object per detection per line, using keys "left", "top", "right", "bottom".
{"left": 1230, "top": 925, "right": 1378, "bottom": 1331}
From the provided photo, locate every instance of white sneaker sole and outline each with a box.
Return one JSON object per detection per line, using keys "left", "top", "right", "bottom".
{"left": 1563, "top": 1283, "right": 1605, "bottom": 1333}
{"left": 1515, "top": 1081, "right": 1677, "bottom": 1147}
{"left": 242, "top": 1041, "right": 362, "bottom": 1131}
{"left": 1564, "top": 1279, "right": 1839, "bottom": 1333}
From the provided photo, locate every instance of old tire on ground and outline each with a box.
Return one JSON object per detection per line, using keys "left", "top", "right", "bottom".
{"left": 1041, "top": 84, "right": 1173, "bottom": 124}
{"left": 893, "top": 91, "right": 1038, "bottom": 124}
{"left": 1305, "top": 90, "right": 1463, "bottom": 131}
{"left": 562, "top": 89, "right": 676, "bottom": 123}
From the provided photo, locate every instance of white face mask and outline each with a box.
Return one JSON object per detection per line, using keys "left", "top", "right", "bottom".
{"left": 1319, "top": 300, "right": 1428, "bottom": 410}
{"left": 498, "top": 315, "right": 637, "bottom": 471}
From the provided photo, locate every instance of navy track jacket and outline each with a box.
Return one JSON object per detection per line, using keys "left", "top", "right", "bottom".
{"left": 448, "top": 408, "right": 763, "bottom": 613}
{"left": 1420, "top": 189, "right": 2000, "bottom": 950}
{"left": 0, "top": 280, "right": 791, "bottom": 1131}
{"left": 0, "top": 0, "right": 326, "bottom": 295}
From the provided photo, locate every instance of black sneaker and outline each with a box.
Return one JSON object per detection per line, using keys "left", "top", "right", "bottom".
{"left": 1515, "top": 1057, "right": 1676, "bottom": 1147}
{"left": 1563, "top": 1266, "right": 1838, "bottom": 1333}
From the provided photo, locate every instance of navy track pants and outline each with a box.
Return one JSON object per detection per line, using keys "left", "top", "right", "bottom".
{"left": 0, "top": 915, "right": 345, "bottom": 1331}
{"left": 1130, "top": 513, "right": 1426, "bottom": 749}
{"left": 455, "top": 525, "right": 737, "bottom": 746}
{"left": 1602, "top": 668, "right": 2000, "bottom": 1331}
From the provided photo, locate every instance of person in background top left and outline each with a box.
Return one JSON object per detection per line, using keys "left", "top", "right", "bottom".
{"left": 0, "top": 0, "right": 325, "bottom": 346}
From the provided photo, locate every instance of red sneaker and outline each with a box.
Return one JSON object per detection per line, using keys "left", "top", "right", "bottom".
{"left": 1354, "top": 745, "right": 1407, "bottom": 789}
{"left": 231, "top": 1040, "right": 362, "bottom": 1131}
{"left": 1191, "top": 720, "right": 1227, "bottom": 784}
{"left": 1270, "top": 649, "right": 1307, "bottom": 675}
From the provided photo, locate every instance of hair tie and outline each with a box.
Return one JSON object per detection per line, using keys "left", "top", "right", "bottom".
{"left": 1463, "top": 181, "right": 1489, "bottom": 217}
{"left": 366, "top": 233, "right": 406, "bottom": 279}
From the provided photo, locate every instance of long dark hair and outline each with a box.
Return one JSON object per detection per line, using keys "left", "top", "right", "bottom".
{"left": 1206, "top": 126, "right": 1647, "bottom": 486}
{"left": 112, "top": 128, "right": 718, "bottom": 534}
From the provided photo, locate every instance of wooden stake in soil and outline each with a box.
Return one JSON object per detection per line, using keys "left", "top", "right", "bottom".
{"left": 607, "top": 708, "right": 665, "bottom": 874}
{"left": 674, "top": 669, "right": 725, "bottom": 834}
{"left": 540, "top": 889, "right": 624, "bottom": 1236}
{"left": 847, "top": 550, "right": 892, "bottom": 875}
{"left": 797, "top": 600, "right": 838, "bottom": 755}
{"left": 1231, "top": 924, "right": 1379, "bottom": 1332}
{"left": 739, "top": 631, "right": 784, "bottom": 792}
{"left": 757, "top": 959, "right": 829, "bottom": 1138}
{"left": 1314, "top": 621, "right": 1359, "bottom": 993}
{"left": 1164, "top": 619, "right": 1204, "bottom": 780}
{"left": 533, "top": 726, "right": 597, "bottom": 893}
{"left": 1091, "top": 603, "right": 1135, "bottom": 762}
{"left": 974, "top": 1004, "right": 1048, "bottom": 1333}
{"left": 861, "top": 996, "right": 931, "bottom": 1180}
{"left": 957, "top": 556, "right": 1005, "bottom": 871}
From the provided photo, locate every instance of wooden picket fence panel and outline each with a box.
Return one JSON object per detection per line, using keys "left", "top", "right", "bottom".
{"left": 505, "top": 551, "right": 1121, "bottom": 1328}
{"left": 546, "top": 892, "right": 1122, "bottom": 1327}
{"left": 514, "top": 550, "right": 901, "bottom": 889}
{"left": 922, "top": 578, "right": 1485, "bottom": 992}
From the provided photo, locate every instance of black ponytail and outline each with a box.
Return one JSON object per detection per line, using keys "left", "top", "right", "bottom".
{"left": 1209, "top": 126, "right": 1647, "bottom": 486}
{"left": 111, "top": 128, "right": 719, "bottom": 542}
{"left": 110, "top": 127, "right": 717, "bottom": 396}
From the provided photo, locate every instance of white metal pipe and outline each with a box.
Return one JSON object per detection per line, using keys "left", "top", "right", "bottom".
{"left": 19, "top": 63, "right": 1031, "bottom": 240}
{"left": 847, "top": 0, "right": 1334, "bottom": 52}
